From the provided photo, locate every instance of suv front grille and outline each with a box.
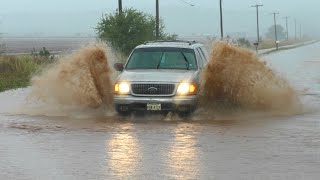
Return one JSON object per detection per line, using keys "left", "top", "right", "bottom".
{"left": 131, "top": 84, "right": 175, "bottom": 95}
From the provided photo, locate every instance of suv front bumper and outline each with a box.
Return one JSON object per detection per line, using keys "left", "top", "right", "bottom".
{"left": 114, "top": 95, "right": 197, "bottom": 111}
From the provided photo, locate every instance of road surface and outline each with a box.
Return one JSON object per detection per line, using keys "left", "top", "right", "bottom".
{"left": 0, "top": 43, "right": 320, "bottom": 180}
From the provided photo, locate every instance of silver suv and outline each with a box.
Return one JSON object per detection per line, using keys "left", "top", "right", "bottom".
{"left": 113, "top": 40, "right": 209, "bottom": 117}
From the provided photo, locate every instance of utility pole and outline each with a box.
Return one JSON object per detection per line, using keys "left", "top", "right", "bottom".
{"left": 272, "top": 12, "right": 279, "bottom": 50}
{"left": 156, "top": 0, "right": 160, "bottom": 39}
{"left": 118, "top": 0, "right": 122, "bottom": 14}
{"left": 219, "top": 0, "right": 224, "bottom": 39}
{"left": 284, "top": 16, "right": 289, "bottom": 41}
{"left": 251, "top": 4, "right": 263, "bottom": 43}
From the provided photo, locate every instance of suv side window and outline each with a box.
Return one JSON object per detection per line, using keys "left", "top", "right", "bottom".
{"left": 195, "top": 48, "right": 205, "bottom": 69}
{"left": 199, "top": 47, "right": 209, "bottom": 63}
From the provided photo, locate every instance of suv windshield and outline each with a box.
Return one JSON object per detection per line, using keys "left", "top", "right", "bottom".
{"left": 126, "top": 47, "right": 197, "bottom": 70}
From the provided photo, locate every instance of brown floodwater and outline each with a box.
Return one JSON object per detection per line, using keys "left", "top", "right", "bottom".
{"left": 29, "top": 44, "right": 114, "bottom": 108}
{"left": 0, "top": 42, "right": 320, "bottom": 180}
{"left": 201, "top": 43, "right": 300, "bottom": 113}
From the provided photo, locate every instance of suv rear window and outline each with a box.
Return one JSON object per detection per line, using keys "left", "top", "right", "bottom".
{"left": 126, "top": 47, "right": 197, "bottom": 70}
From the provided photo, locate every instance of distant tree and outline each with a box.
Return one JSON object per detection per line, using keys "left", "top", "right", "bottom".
{"left": 39, "top": 47, "right": 50, "bottom": 58}
{"left": 237, "top": 38, "right": 252, "bottom": 48}
{"left": 265, "top": 25, "right": 286, "bottom": 40}
{"left": 96, "top": 8, "right": 177, "bottom": 55}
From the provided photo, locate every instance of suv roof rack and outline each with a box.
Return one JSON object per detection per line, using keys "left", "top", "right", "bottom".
{"left": 143, "top": 40, "right": 198, "bottom": 45}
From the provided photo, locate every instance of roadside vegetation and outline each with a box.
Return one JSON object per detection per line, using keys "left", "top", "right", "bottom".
{"left": 0, "top": 53, "right": 54, "bottom": 92}
{"left": 258, "top": 39, "right": 307, "bottom": 50}
{"left": 235, "top": 37, "right": 309, "bottom": 51}
{"left": 235, "top": 24, "right": 310, "bottom": 50}
{"left": 237, "top": 38, "right": 252, "bottom": 48}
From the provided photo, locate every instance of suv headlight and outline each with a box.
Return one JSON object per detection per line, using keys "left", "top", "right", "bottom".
{"left": 177, "top": 82, "right": 197, "bottom": 95}
{"left": 114, "top": 82, "right": 130, "bottom": 94}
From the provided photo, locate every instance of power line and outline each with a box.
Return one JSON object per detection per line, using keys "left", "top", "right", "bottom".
{"left": 178, "top": 0, "right": 195, "bottom": 6}
{"left": 155, "top": 0, "right": 195, "bottom": 40}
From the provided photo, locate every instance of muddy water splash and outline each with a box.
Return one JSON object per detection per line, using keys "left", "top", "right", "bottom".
{"left": 200, "top": 42, "right": 300, "bottom": 113}
{"left": 27, "top": 44, "right": 114, "bottom": 114}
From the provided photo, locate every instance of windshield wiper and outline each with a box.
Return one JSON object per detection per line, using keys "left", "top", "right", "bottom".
{"left": 157, "top": 52, "right": 165, "bottom": 69}
{"left": 180, "top": 52, "right": 190, "bottom": 70}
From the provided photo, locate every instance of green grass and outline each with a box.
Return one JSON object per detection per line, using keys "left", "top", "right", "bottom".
{"left": 0, "top": 55, "right": 52, "bottom": 92}
{"left": 0, "top": 72, "right": 31, "bottom": 92}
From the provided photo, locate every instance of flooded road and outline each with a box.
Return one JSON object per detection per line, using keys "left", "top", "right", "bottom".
{"left": 1, "top": 43, "right": 320, "bottom": 180}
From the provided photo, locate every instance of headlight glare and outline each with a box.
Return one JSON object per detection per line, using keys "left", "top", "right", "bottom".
{"left": 114, "top": 82, "right": 130, "bottom": 94}
{"left": 177, "top": 82, "right": 197, "bottom": 95}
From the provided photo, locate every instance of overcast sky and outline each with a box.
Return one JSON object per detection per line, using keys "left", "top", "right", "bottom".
{"left": 0, "top": 0, "right": 318, "bottom": 38}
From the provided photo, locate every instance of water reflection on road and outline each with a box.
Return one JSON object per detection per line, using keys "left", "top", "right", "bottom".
{"left": 167, "top": 125, "right": 200, "bottom": 179}
{"left": 106, "top": 123, "right": 140, "bottom": 179}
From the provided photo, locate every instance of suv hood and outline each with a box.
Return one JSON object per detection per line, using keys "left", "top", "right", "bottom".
{"left": 117, "top": 70, "right": 197, "bottom": 83}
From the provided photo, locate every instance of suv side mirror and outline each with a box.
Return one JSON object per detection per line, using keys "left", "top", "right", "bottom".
{"left": 113, "top": 63, "right": 124, "bottom": 71}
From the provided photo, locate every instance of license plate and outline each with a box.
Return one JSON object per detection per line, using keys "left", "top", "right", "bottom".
{"left": 147, "top": 103, "right": 161, "bottom": 111}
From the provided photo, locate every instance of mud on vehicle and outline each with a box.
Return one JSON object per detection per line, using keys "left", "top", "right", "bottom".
{"left": 113, "top": 40, "right": 209, "bottom": 117}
